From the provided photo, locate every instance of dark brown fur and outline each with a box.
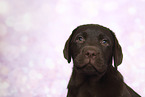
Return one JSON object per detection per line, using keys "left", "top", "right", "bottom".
{"left": 63, "top": 24, "right": 141, "bottom": 97}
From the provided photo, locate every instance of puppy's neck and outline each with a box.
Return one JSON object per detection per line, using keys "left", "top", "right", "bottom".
{"left": 69, "top": 66, "right": 123, "bottom": 88}
{"left": 69, "top": 69, "right": 103, "bottom": 88}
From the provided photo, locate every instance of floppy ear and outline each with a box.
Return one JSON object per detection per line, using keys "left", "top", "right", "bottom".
{"left": 63, "top": 35, "right": 72, "bottom": 63}
{"left": 113, "top": 36, "right": 123, "bottom": 70}
{"left": 63, "top": 27, "right": 79, "bottom": 63}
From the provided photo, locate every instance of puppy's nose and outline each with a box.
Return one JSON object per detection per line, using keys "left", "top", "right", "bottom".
{"left": 85, "top": 49, "right": 97, "bottom": 58}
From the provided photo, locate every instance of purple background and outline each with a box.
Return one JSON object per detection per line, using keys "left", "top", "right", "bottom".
{"left": 0, "top": 0, "right": 145, "bottom": 97}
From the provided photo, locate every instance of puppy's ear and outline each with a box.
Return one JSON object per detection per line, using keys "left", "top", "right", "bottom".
{"left": 63, "top": 35, "right": 72, "bottom": 63}
{"left": 113, "top": 36, "right": 123, "bottom": 70}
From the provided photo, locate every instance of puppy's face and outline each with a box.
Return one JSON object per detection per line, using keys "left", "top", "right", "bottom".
{"left": 64, "top": 24, "right": 123, "bottom": 76}
{"left": 70, "top": 26, "right": 114, "bottom": 75}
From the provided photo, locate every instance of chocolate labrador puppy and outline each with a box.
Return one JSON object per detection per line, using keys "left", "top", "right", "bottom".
{"left": 63, "top": 24, "right": 141, "bottom": 97}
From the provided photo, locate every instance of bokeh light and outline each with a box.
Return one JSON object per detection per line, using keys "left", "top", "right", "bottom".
{"left": 0, "top": 0, "right": 145, "bottom": 97}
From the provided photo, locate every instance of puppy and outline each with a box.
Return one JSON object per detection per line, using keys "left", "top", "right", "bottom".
{"left": 63, "top": 24, "right": 141, "bottom": 97}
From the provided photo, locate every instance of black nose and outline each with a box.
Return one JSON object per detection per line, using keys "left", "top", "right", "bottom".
{"left": 85, "top": 49, "right": 97, "bottom": 58}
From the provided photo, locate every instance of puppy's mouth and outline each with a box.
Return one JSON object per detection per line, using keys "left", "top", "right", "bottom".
{"left": 74, "top": 53, "right": 107, "bottom": 75}
{"left": 74, "top": 61, "right": 106, "bottom": 74}
{"left": 82, "top": 63, "right": 97, "bottom": 73}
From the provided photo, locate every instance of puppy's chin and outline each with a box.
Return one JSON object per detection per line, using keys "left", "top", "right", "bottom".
{"left": 82, "top": 64, "right": 98, "bottom": 75}
{"left": 74, "top": 63, "right": 106, "bottom": 76}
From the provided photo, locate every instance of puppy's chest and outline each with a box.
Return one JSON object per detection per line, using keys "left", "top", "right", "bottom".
{"left": 77, "top": 83, "right": 102, "bottom": 97}
{"left": 76, "top": 82, "right": 121, "bottom": 97}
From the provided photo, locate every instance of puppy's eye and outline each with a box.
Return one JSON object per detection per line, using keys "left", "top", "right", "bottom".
{"left": 78, "top": 36, "right": 84, "bottom": 41}
{"left": 101, "top": 39, "right": 109, "bottom": 46}
{"left": 76, "top": 36, "right": 85, "bottom": 43}
{"left": 102, "top": 40, "right": 107, "bottom": 44}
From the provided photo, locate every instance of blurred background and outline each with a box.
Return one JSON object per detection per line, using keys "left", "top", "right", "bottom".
{"left": 0, "top": 0, "right": 145, "bottom": 97}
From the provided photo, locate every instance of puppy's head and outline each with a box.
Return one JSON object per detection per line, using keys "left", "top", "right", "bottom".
{"left": 63, "top": 24, "right": 123, "bottom": 76}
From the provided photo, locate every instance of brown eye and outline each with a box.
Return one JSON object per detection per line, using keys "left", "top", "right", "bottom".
{"left": 101, "top": 39, "right": 109, "bottom": 46}
{"left": 76, "top": 36, "right": 85, "bottom": 43}
{"left": 102, "top": 40, "right": 107, "bottom": 44}
{"left": 78, "top": 36, "right": 83, "bottom": 41}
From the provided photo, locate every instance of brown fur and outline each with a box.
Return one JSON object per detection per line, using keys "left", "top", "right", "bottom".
{"left": 63, "top": 24, "right": 140, "bottom": 97}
